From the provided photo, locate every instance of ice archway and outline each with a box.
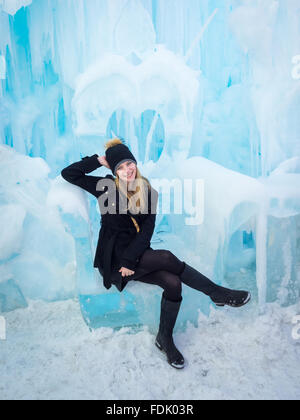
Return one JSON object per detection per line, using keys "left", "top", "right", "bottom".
{"left": 72, "top": 48, "right": 200, "bottom": 161}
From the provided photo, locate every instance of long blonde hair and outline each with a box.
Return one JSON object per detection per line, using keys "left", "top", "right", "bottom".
{"left": 105, "top": 138, "right": 151, "bottom": 215}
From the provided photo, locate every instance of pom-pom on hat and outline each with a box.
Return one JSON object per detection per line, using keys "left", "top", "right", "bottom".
{"left": 104, "top": 138, "right": 137, "bottom": 176}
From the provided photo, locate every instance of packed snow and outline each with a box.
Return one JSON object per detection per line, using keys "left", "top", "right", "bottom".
{"left": 0, "top": 298, "right": 300, "bottom": 400}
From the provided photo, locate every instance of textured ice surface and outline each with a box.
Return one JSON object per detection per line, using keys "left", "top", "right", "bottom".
{"left": 0, "top": 0, "right": 32, "bottom": 15}
{"left": 0, "top": 278, "right": 27, "bottom": 312}
{"left": 0, "top": 1, "right": 299, "bottom": 329}
{"left": 0, "top": 146, "right": 77, "bottom": 304}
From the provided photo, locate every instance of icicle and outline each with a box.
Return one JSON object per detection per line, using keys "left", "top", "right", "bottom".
{"left": 256, "top": 197, "right": 269, "bottom": 314}
{"left": 184, "top": 8, "right": 219, "bottom": 63}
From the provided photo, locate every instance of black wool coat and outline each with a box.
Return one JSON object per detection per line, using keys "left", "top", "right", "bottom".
{"left": 61, "top": 154, "right": 158, "bottom": 292}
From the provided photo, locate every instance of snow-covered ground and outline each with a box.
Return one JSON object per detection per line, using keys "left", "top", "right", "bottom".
{"left": 0, "top": 298, "right": 300, "bottom": 400}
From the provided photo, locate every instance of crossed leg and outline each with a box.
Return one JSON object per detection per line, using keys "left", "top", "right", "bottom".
{"left": 133, "top": 249, "right": 185, "bottom": 277}
{"left": 129, "top": 249, "right": 185, "bottom": 301}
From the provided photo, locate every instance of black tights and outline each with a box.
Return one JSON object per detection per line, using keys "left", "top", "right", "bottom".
{"left": 129, "top": 249, "right": 186, "bottom": 302}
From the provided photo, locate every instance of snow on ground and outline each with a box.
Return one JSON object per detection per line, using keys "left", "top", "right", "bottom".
{"left": 0, "top": 298, "right": 300, "bottom": 400}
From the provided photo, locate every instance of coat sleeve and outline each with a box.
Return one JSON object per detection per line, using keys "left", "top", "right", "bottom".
{"left": 61, "top": 154, "right": 108, "bottom": 198}
{"left": 119, "top": 187, "right": 158, "bottom": 270}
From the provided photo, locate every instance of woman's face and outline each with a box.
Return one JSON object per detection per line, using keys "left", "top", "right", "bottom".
{"left": 116, "top": 161, "right": 137, "bottom": 183}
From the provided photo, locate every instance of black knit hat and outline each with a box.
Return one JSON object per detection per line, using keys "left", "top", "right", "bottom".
{"left": 105, "top": 138, "right": 137, "bottom": 175}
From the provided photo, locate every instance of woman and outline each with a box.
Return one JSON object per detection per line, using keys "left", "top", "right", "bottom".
{"left": 61, "top": 138, "right": 251, "bottom": 369}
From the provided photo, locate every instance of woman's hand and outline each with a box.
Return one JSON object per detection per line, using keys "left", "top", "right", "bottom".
{"left": 119, "top": 267, "right": 135, "bottom": 277}
{"left": 98, "top": 155, "right": 110, "bottom": 169}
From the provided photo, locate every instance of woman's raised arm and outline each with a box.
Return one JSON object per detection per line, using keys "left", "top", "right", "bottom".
{"left": 61, "top": 154, "right": 110, "bottom": 198}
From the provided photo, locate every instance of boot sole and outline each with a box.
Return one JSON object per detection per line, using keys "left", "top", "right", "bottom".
{"left": 215, "top": 292, "right": 251, "bottom": 308}
{"left": 155, "top": 340, "right": 185, "bottom": 369}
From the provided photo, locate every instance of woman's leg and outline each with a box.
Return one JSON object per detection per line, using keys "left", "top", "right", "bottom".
{"left": 134, "top": 269, "right": 185, "bottom": 369}
{"left": 179, "top": 264, "right": 251, "bottom": 307}
{"left": 133, "top": 249, "right": 185, "bottom": 278}
{"left": 134, "top": 249, "right": 251, "bottom": 308}
{"left": 134, "top": 249, "right": 220, "bottom": 297}
{"left": 134, "top": 269, "right": 182, "bottom": 302}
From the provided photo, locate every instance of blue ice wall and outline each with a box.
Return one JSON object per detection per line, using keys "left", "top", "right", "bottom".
{"left": 0, "top": 0, "right": 299, "bottom": 330}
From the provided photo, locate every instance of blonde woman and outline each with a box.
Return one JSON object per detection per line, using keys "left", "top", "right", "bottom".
{"left": 61, "top": 138, "right": 251, "bottom": 369}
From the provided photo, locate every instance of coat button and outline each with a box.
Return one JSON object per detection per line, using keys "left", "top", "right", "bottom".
{"left": 112, "top": 203, "right": 115, "bottom": 206}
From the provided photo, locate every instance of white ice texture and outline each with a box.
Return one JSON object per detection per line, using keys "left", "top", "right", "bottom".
{"left": 0, "top": 0, "right": 299, "bottom": 330}
{"left": 0, "top": 0, "right": 31, "bottom": 16}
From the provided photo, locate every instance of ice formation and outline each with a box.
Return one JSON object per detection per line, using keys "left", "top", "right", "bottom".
{"left": 0, "top": 0, "right": 299, "bottom": 331}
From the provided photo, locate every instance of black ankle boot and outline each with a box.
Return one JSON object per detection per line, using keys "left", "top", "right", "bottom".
{"left": 155, "top": 293, "right": 185, "bottom": 369}
{"left": 179, "top": 263, "right": 251, "bottom": 308}
{"left": 210, "top": 287, "right": 251, "bottom": 308}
